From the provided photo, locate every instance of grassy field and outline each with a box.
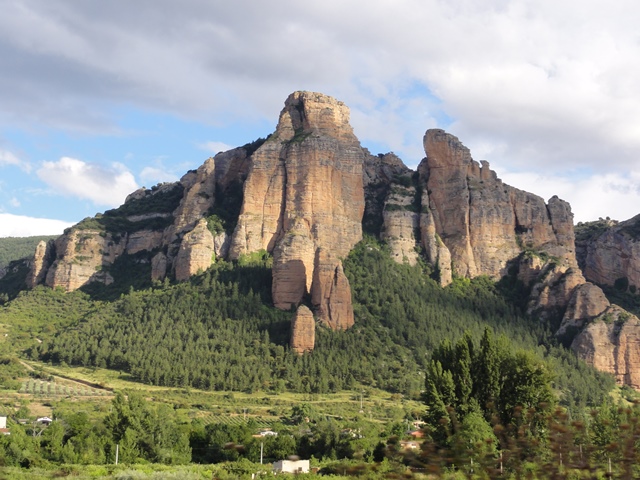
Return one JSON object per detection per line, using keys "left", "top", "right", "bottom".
{"left": 0, "top": 359, "right": 424, "bottom": 428}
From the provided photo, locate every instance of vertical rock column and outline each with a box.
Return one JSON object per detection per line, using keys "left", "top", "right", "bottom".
{"left": 230, "top": 91, "right": 365, "bottom": 340}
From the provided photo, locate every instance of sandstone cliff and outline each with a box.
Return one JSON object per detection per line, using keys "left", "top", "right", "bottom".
{"left": 26, "top": 91, "right": 640, "bottom": 379}
{"left": 230, "top": 91, "right": 364, "bottom": 329}
{"left": 572, "top": 306, "right": 640, "bottom": 389}
{"left": 290, "top": 305, "right": 315, "bottom": 354}
{"left": 578, "top": 215, "right": 640, "bottom": 292}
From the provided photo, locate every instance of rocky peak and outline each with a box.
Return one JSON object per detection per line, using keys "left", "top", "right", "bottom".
{"left": 230, "top": 91, "right": 364, "bottom": 329}
{"left": 277, "top": 91, "right": 355, "bottom": 141}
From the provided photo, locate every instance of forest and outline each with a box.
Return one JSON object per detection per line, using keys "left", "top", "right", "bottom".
{"left": 0, "top": 236, "right": 634, "bottom": 478}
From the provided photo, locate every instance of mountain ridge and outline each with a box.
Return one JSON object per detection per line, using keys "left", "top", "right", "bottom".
{"left": 11, "top": 90, "right": 640, "bottom": 388}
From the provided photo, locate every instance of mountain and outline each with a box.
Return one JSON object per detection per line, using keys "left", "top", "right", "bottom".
{"left": 10, "top": 90, "right": 640, "bottom": 388}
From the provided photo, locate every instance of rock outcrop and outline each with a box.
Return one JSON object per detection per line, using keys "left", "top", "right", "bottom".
{"left": 26, "top": 240, "right": 54, "bottom": 288}
{"left": 418, "top": 130, "right": 576, "bottom": 280}
{"left": 311, "top": 249, "right": 355, "bottom": 330}
{"left": 579, "top": 215, "right": 640, "bottom": 292}
{"left": 43, "top": 230, "right": 122, "bottom": 291}
{"left": 26, "top": 90, "right": 640, "bottom": 378}
{"left": 174, "top": 219, "right": 215, "bottom": 281}
{"left": 230, "top": 91, "right": 364, "bottom": 328}
{"left": 290, "top": 305, "right": 315, "bottom": 354}
{"left": 572, "top": 306, "right": 640, "bottom": 389}
{"left": 380, "top": 175, "right": 420, "bottom": 266}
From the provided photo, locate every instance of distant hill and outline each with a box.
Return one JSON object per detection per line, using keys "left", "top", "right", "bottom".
{"left": 0, "top": 235, "right": 58, "bottom": 269}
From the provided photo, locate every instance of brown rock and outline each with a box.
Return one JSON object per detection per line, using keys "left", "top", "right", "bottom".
{"left": 381, "top": 181, "right": 419, "bottom": 266}
{"left": 230, "top": 91, "right": 364, "bottom": 261}
{"left": 419, "top": 129, "right": 576, "bottom": 280}
{"left": 419, "top": 191, "right": 452, "bottom": 286}
{"left": 126, "top": 229, "right": 164, "bottom": 255}
{"left": 174, "top": 219, "right": 215, "bottom": 281}
{"left": 311, "top": 249, "right": 355, "bottom": 330}
{"left": 230, "top": 92, "right": 364, "bottom": 329}
{"left": 582, "top": 214, "right": 640, "bottom": 291}
{"left": 420, "top": 129, "right": 478, "bottom": 277}
{"left": 272, "top": 219, "right": 316, "bottom": 310}
{"left": 151, "top": 252, "right": 168, "bottom": 282}
{"left": 527, "top": 265, "right": 586, "bottom": 320}
{"left": 169, "top": 158, "right": 216, "bottom": 239}
{"left": 572, "top": 306, "right": 640, "bottom": 389}
{"left": 291, "top": 305, "right": 315, "bottom": 354}
{"left": 26, "top": 240, "right": 54, "bottom": 288}
{"left": 557, "top": 283, "right": 610, "bottom": 339}
{"left": 45, "top": 230, "right": 125, "bottom": 291}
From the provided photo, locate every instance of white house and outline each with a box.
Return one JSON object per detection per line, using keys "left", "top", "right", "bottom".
{"left": 0, "top": 416, "right": 9, "bottom": 435}
{"left": 272, "top": 459, "right": 310, "bottom": 474}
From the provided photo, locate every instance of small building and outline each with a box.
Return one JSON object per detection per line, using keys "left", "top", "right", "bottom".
{"left": 0, "top": 416, "right": 9, "bottom": 435}
{"left": 273, "top": 459, "right": 310, "bottom": 474}
{"left": 399, "top": 440, "right": 421, "bottom": 450}
{"left": 254, "top": 429, "right": 278, "bottom": 437}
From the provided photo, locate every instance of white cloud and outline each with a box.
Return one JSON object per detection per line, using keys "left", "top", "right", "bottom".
{"left": 0, "top": 149, "right": 31, "bottom": 172}
{"left": 2, "top": 1, "right": 640, "bottom": 220}
{"left": 0, "top": 213, "right": 72, "bottom": 237}
{"left": 9, "top": 197, "right": 20, "bottom": 208}
{"left": 199, "top": 141, "right": 234, "bottom": 154}
{"left": 36, "top": 157, "right": 138, "bottom": 207}
{"left": 495, "top": 167, "right": 640, "bottom": 223}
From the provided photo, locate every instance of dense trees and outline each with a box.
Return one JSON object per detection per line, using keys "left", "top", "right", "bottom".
{"left": 0, "top": 238, "right": 608, "bottom": 408}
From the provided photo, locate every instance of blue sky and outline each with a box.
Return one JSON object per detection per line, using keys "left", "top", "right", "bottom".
{"left": 1, "top": 0, "right": 640, "bottom": 236}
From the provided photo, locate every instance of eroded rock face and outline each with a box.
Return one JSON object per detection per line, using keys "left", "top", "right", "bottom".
{"left": 151, "top": 252, "right": 168, "bottom": 282}
{"left": 272, "top": 219, "right": 316, "bottom": 310}
{"left": 381, "top": 179, "right": 420, "bottom": 266}
{"left": 419, "top": 130, "right": 576, "bottom": 279}
{"left": 169, "top": 158, "right": 216, "bottom": 240}
{"left": 230, "top": 91, "right": 364, "bottom": 328}
{"left": 581, "top": 215, "right": 640, "bottom": 291}
{"left": 311, "top": 249, "right": 355, "bottom": 330}
{"left": 291, "top": 305, "right": 315, "bottom": 354}
{"left": 26, "top": 240, "right": 55, "bottom": 288}
{"left": 556, "top": 283, "right": 610, "bottom": 340}
{"left": 45, "top": 230, "right": 123, "bottom": 291}
{"left": 572, "top": 306, "right": 640, "bottom": 389}
{"left": 174, "top": 219, "right": 215, "bottom": 281}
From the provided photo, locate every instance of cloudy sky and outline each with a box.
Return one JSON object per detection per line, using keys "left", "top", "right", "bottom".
{"left": 1, "top": 0, "right": 639, "bottom": 236}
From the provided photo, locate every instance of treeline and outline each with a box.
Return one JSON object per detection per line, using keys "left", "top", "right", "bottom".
{"left": 0, "top": 235, "right": 57, "bottom": 269}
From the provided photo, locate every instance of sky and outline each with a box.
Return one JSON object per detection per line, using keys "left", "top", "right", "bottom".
{"left": 1, "top": 0, "right": 640, "bottom": 237}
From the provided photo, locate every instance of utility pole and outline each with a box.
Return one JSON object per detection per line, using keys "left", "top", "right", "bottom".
{"left": 115, "top": 444, "right": 119, "bottom": 465}
{"left": 359, "top": 391, "right": 364, "bottom": 413}
{"left": 260, "top": 441, "right": 264, "bottom": 464}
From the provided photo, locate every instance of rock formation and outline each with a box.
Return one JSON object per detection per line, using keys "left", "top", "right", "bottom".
{"left": 579, "top": 215, "right": 640, "bottom": 292}
{"left": 26, "top": 240, "right": 54, "bottom": 288}
{"left": 24, "top": 90, "right": 640, "bottom": 381}
{"left": 230, "top": 91, "right": 364, "bottom": 328}
{"left": 572, "top": 306, "right": 640, "bottom": 389}
{"left": 380, "top": 175, "right": 420, "bottom": 266}
{"left": 311, "top": 249, "right": 355, "bottom": 330}
{"left": 174, "top": 219, "right": 215, "bottom": 281}
{"left": 418, "top": 130, "right": 576, "bottom": 279}
{"left": 290, "top": 305, "right": 315, "bottom": 354}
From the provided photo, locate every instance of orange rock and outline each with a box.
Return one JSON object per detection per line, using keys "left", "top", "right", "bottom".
{"left": 291, "top": 305, "right": 315, "bottom": 354}
{"left": 572, "top": 306, "right": 640, "bottom": 389}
